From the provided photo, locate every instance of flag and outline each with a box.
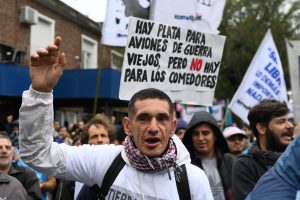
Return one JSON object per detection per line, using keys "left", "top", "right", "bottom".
{"left": 286, "top": 39, "right": 300, "bottom": 122}
{"left": 149, "top": 0, "right": 226, "bottom": 34}
{"left": 229, "top": 30, "right": 288, "bottom": 124}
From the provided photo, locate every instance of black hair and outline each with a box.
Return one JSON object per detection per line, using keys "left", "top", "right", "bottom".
{"left": 248, "top": 99, "right": 289, "bottom": 141}
{"left": 128, "top": 88, "right": 174, "bottom": 118}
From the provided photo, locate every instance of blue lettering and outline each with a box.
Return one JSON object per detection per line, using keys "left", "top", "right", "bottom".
{"left": 264, "top": 62, "right": 281, "bottom": 85}
{"left": 268, "top": 47, "right": 278, "bottom": 64}
{"left": 252, "top": 81, "right": 274, "bottom": 98}
{"left": 255, "top": 70, "right": 263, "bottom": 78}
{"left": 260, "top": 75, "right": 280, "bottom": 95}
{"left": 246, "top": 87, "right": 262, "bottom": 101}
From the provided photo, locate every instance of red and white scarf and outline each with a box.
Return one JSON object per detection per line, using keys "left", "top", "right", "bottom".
{"left": 124, "top": 136, "right": 181, "bottom": 180}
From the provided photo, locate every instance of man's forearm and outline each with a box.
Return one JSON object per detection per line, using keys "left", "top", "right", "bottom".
{"left": 19, "top": 86, "right": 67, "bottom": 177}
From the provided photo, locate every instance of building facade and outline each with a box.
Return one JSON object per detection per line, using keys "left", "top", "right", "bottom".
{"left": 0, "top": 0, "right": 126, "bottom": 128}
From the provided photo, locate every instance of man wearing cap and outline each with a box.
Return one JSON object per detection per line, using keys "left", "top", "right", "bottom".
{"left": 183, "top": 111, "right": 234, "bottom": 200}
{"left": 223, "top": 126, "right": 248, "bottom": 157}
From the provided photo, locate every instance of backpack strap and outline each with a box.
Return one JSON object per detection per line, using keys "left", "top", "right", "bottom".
{"left": 176, "top": 164, "right": 191, "bottom": 200}
{"left": 91, "top": 152, "right": 125, "bottom": 199}
{"left": 92, "top": 153, "right": 191, "bottom": 200}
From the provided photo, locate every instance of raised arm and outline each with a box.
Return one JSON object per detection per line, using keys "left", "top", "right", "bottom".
{"left": 19, "top": 37, "right": 68, "bottom": 178}
{"left": 19, "top": 37, "right": 120, "bottom": 187}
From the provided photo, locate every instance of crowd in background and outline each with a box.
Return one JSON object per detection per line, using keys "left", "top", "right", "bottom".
{"left": 1, "top": 101, "right": 300, "bottom": 200}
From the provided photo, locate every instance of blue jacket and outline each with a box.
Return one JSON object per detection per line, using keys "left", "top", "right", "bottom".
{"left": 247, "top": 134, "right": 300, "bottom": 200}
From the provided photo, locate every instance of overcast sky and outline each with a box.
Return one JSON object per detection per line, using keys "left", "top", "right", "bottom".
{"left": 60, "top": 0, "right": 107, "bottom": 22}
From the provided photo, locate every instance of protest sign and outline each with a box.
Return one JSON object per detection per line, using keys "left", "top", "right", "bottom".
{"left": 229, "top": 30, "right": 288, "bottom": 123}
{"left": 119, "top": 17, "right": 226, "bottom": 105}
{"left": 101, "top": 0, "right": 150, "bottom": 46}
{"left": 149, "top": 0, "right": 226, "bottom": 34}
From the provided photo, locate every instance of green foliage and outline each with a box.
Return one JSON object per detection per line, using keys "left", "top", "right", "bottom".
{"left": 216, "top": 0, "right": 300, "bottom": 100}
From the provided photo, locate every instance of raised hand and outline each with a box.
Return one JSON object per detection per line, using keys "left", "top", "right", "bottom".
{"left": 30, "top": 36, "right": 66, "bottom": 92}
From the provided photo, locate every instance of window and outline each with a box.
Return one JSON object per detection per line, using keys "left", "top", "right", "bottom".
{"left": 30, "top": 12, "right": 55, "bottom": 55}
{"left": 55, "top": 110, "right": 78, "bottom": 129}
{"left": 81, "top": 35, "right": 98, "bottom": 69}
{"left": 111, "top": 50, "right": 124, "bottom": 70}
{"left": 0, "top": 44, "right": 25, "bottom": 64}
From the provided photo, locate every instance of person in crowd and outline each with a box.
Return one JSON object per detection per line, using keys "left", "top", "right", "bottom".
{"left": 242, "top": 123, "right": 255, "bottom": 143}
{"left": 10, "top": 119, "right": 20, "bottom": 146}
{"left": 223, "top": 126, "right": 248, "bottom": 157}
{"left": 72, "top": 135, "right": 81, "bottom": 147}
{"left": 232, "top": 99, "right": 294, "bottom": 200}
{"left": 53, "top": 120, "right": 60, "bottom": 139}
{"left": 78, "top": 121, "right": 85, "bottom": 130}
{"left": 4, "top": 114, "right": 13, "bottom": 135}
{"left": 12, "top": 146, "right": 56, "bottom": 200}
{"left": 19, "top": 36, "right": 213, "bottom": 200}
{"left": 0, "top": 134, "right": 42, "bottom": 199}
{"left": 55, "top": 127, "right": 72, "bottom": 145}
{"left": 0, "top": 172, "right": 28, "bottom": 199}
{"left": 175, "top": 118, "right": 187, "bottom": 141}
{"left": 13, "top": 147, "right": 57, "bottom": 200}
{"left": 81, "top": 113, "right": 116, "bottom": 145}
{"left": 74, "top": 113, "right": 116, "bottom": 199}
{"left": 183, "top": 111, "right": 234, "bottom": 200}
{"left": 245, "top": 131, "right": 300, "bottom": 200}
{"left": 111, "top": 124, "right": 126, "bottom": 145}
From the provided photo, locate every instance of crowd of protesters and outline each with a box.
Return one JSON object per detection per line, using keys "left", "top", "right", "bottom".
{"left": 1, "top": 99, "right": 298, "bottom": 200}
{"left": 1, "top": 36, "right": 300, "bottom": 200}
{"left": 0, "top": 113, "right": 125, "bottom": 200}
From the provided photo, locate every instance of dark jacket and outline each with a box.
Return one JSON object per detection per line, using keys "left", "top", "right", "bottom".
{"left": 0, "top": 172, "right": 29, "bottom": 200}
{"left": 245, "top": 167, "right": 297, "bottom": 200}
{"left": 9, "top": 162, "right": 42, "bottom": 200}
{"left": 53, "top": 179, "right": 74, "bottom": 200}
{"left": 232, "top": 153, "right": 269, "bottom": 200}
{"left": 76, "top": 184, "right": 98, "bottom": 200}
{"left": 183, "top": 111, "right": 233, "bottom": 200}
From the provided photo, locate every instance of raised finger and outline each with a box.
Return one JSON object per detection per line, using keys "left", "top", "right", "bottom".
{"left": 54, "top": 36, "right": 62, "bottom": 48}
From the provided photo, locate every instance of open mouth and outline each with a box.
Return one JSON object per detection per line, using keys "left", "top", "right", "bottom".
{"left": 145, "top": 138, "right": 160, "bottom": 147}
{"left": 281, "top": 134, "right": 291, "bottom": 139}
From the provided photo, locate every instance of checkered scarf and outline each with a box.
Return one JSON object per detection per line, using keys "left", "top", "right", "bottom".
{"left": 124, "top": 136, "right": 181, "bottom": 180}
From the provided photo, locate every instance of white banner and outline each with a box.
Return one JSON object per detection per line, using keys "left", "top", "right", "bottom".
{"left": 286, "top": 39, "right": 300, "bottom": 122}
{"left": 101, "top": 0, "right": 150, "bottom": 46}
{"left": 149, "top": 0, "right": 226, "bottom": 34}
{"left": 229, "top": 30, "right": 288, "bottom": 123}
{"left": 119, "top": 17, "right": 226, "bottom": 105}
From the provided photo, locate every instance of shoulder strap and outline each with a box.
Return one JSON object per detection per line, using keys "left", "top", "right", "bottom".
{"left": 176, "top": 164, "right": 191, "bottom": 200}
{"left": 91, "top": 152, "right": 125, "bottom": 199}
{"left": 92, "top": 154, "right": 190, "bottom": 200}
